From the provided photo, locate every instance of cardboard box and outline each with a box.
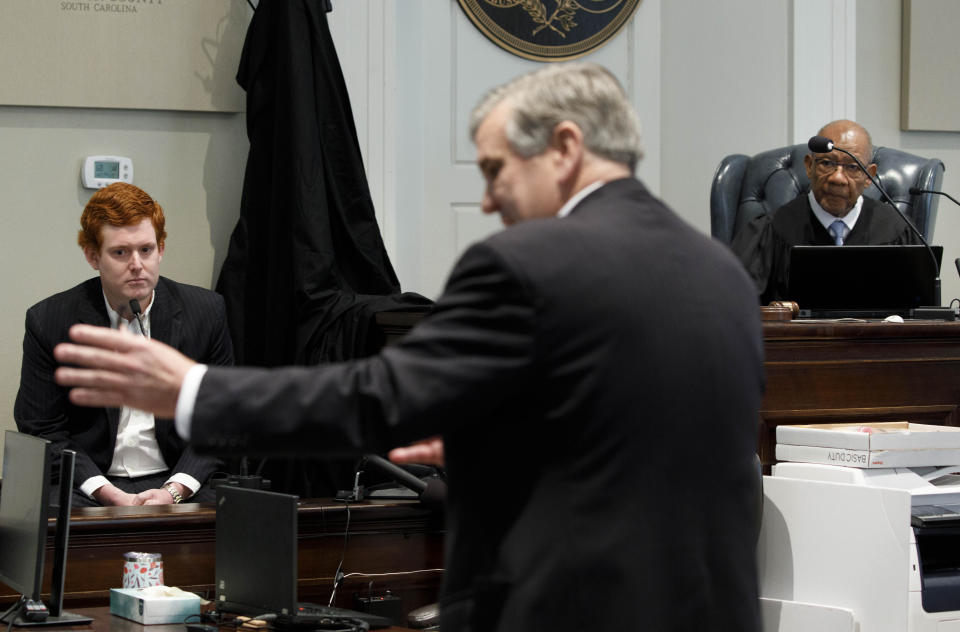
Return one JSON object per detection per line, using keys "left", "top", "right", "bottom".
{"left": 775, "top": 443, "right": 960, "bottom": 468}
{"left": 776, "top": 422, "right": 960, "bottom": 468}
{"left": 777, "top": 422, "right": 960, "bottom": 450}
{"left": 110, "top": 588, "right": 202, "bottom": 625}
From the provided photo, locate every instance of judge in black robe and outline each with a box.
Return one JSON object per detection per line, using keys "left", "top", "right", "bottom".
{"left": 731, "top": 119, "right": 921, "bottom": 304}
{"left": 731, "top": 193, "right": 919, "bottom": 303}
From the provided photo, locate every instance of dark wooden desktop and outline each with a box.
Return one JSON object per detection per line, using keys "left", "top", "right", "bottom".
{"left": 0, "top": 498, "right": 444, "bottom": 614}
{"left": 21, "top": 607, "right": 418, "bottom": 632}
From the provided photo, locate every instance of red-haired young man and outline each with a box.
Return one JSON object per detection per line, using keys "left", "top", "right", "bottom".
{"left": 15, "top": 183, "right": 234, "bottom": 506}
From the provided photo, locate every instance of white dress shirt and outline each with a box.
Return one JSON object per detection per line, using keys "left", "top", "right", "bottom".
{"left": 81, "top": 292, "right": 200, "bottom": 498}
{"left": 809, "top": 190, "right": 863, "bottom": 242}
{"left": 558, "top": 181, "right": 604, "bottom": 218}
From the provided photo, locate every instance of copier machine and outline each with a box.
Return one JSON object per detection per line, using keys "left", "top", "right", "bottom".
{"left": 758, "top": 462, "right": 960, "bottom": 632}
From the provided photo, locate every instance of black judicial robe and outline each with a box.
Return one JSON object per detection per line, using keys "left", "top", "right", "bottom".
{"left": 216, "top": 0, "right": 430, "bottom": 369}
{"left": 731, "top": 195, "right": 920, "bottom": 304}
{"left": 215, "top": 0, "right": 431, "bottom": 495}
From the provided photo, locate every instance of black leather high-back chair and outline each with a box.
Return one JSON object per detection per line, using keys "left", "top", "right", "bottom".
{"left": 711, "top": 144, "right": 946, "bottom": 245}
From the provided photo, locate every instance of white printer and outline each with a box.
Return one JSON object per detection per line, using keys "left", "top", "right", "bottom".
{"left": 758, "top": 461, "right": 960, "bottom": 632}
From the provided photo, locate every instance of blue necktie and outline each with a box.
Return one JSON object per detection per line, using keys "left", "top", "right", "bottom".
{"left": 829, "top": 219, "right": 846, "bottom": 246}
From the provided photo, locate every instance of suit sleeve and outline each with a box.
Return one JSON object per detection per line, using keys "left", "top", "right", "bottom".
{"left": 14, "top": 307, "right": 104, "bottom": 483}
{"left": 190, "top": 241, "right": 536, "bottom": 456}
{"left": 165, "top": 292, "right": 235, "bottom": 482}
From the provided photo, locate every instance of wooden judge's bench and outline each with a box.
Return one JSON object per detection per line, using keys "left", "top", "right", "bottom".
{"left": 759, "top": 317, "right": 960, "bottom": 468}
{"left": 6, "top": 314, "right": 960, "bottom": 612}
{"left": 0, "top": 499, "right": 444, "bottom": 613}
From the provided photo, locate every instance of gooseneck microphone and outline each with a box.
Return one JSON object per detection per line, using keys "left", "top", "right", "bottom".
{"left": 909, "top": 186, "right": 960, "bottom": 210}
{"left": 807, "top": 135, "right": 835, "bottom": 154}
{"left": 808, "top": 136, "right": 942, "bottom": 305}
{"left": 362, "top": 454, "right": 447, "bottom": 507}
{"left": 338, "top": 454, "right": 447, "bottom": 508}
{"left": 128, "top": 299, "right": 146, "bottom": 335}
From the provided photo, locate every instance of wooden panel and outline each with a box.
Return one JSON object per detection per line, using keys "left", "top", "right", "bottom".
{"left": 0, "top": 500, "right": 444, "bottom": 613}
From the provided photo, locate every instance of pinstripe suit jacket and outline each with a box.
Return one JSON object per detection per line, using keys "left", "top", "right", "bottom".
{"left": 15, "top": 276, "right": 234, "bottom": 487}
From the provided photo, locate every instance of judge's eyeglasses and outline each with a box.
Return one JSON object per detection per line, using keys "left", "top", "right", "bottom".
{"left": 813, "top": 157, "right": 866, "bottom": 178}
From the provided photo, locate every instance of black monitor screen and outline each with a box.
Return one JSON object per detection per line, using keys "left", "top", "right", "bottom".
{"left": 216, "top": 486, "right": 298, "bottom": 615}
{"left": 0, "top": 431, "right": 51, "bottom": 601}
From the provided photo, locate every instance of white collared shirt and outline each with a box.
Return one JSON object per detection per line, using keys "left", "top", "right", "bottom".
{"left": 81, "top": 291, "right": 200, "bottom": 499}
{"left": 809, "top": 190, "right": 863, "bottom": 242}
{"left": 557, "top": 181, "right": 604, "bottom": 218}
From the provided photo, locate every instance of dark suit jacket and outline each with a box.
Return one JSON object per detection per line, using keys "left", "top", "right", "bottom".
{"left": 731, "top": 195, "right": 921, "bottom": 303}
{"left": 15, "top": 276, "right": 234, "bottom": 488}
{"left": 190, "top": 178, "right": 765, "bottom": 632}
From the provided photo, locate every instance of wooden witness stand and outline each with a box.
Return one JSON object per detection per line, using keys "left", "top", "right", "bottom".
{"left": 18, "top": 607, "right": 416, "bottom": 632}
{"left": 38, "top": 606, "right": 416, "bottom": 632}
{"left": 0, "top": 499, "right": 444, "bottom": 613}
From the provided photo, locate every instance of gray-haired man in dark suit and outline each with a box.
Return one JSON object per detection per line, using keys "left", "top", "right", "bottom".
{"left": 54, "top": 64, "right": 763, "bottom": 630}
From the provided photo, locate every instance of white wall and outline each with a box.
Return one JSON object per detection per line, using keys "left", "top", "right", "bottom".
{"left": 660, "top": 1, "right": 791, "bottom": 234}
{"left": 855, "top": 0, "right": 960, "bottom": 304}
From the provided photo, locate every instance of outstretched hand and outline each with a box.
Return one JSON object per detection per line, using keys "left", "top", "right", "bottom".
{"left": 388, "top": 436, "right": 445, "bottom": 467}
{"left": 54, "top": 324, "right": 195, "bottom": 418}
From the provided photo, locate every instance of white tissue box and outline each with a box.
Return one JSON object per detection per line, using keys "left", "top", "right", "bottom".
{"left": 110, "top": 588, "right": 202, "bottom": 625}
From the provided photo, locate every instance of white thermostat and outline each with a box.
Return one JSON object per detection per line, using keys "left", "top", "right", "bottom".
{"left": 81, "top": 156, "right": 134, "bottom": 189}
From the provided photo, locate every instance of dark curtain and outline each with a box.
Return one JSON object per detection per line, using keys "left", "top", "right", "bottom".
{"left": 217, "top": 0, "right": 432, "bottom": 495}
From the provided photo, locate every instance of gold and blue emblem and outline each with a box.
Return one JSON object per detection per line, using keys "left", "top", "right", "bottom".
{"left": 457, "top": 0, "right": 642, "bottom": 61}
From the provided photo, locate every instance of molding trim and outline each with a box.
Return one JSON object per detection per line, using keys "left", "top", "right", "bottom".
{"left": 791, "top": 0, "right": 857, "bottom": 143}
{"left": 328, "top": 1, "right": 398, "bottom": 257}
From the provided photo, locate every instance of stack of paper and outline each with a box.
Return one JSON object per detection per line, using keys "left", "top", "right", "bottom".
{"left": 776, "top": 422, "right": 960, "bottom": 468}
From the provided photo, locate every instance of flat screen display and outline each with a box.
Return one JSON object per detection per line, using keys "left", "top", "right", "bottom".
{"left": 0, "top": 431, "right": 51, "bottom": 601}
{"left": 216, "top": 486, "right": 298, "bottom": 615}
{"left": 93, "top": 161, "right": 120, "bottom": 179}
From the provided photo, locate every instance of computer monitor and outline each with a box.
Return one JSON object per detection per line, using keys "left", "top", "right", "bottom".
{"left": 0, "top": 431, "right": 91, "bottom": 627}
{"left": 215, "top": 486, "right": 299, "bottom": 615}
{"left": 787, "top": 244, "right": 943, "bottom": 317}
{"left": 0, "top": 432, "right": 52, "bottom": 603}
{"left": 214, "top": 486, "right": 392, "bottom": 629}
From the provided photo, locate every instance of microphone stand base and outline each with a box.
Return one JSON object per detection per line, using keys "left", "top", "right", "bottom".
{"left": 210, "top": 475, "right": 271, "bottom": 491}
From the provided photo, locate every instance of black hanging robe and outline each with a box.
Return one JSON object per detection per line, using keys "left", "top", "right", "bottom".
{"left": 217, "top": 0, "right": 431, "bottom": 369}
{"left": 215, "top": 0, "right": 432, "bottom": 495}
